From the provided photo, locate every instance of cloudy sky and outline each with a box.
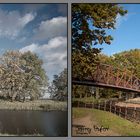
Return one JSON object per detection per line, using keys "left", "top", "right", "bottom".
{"left": 0, "top": 4, "right": 67, "bottom": 81}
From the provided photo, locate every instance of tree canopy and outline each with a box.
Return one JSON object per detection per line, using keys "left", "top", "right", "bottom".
{"left": 72, "top": 4, "right": 129, "bottom": 100}
{"left": 72, "top": 4, "right": 127, "bottom": 50}
{"left": 98, "top": 49, "right": 140, "bottom": 78}
{"left": 49, "top": 68, "right": 67, "bottom": 101}
{"left": 72, "top": 4, "right": 127, "bottom": 78}
{"left": 0, "top": 50, "right": 48, "bottom": 102}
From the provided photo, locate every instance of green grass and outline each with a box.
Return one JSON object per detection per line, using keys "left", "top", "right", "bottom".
{"left": 73, "top": 107, "right": 140, "bottom": 136}
{"left": 72, "top": 107, "right": 90, "bottom": 118}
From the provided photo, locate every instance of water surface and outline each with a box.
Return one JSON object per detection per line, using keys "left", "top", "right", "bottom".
{"left": 0, "top": 110, "right": 67, "bottom": 136}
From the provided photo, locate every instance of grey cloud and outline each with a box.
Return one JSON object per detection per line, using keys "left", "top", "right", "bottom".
{"left": 0, "top": 9, "right": 36, "bottom": 39}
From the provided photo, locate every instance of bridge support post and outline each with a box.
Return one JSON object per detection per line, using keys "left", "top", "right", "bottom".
{"left": 110, "top": 101, "right": 112, "bottom": 112}
{"left": 133, "top": 107, "right": 136, "bottom": 119}
{"left": 130, "top": 92, "right": 135, "bottom": 99}
{"left": 118, "top": 91, "right": 122, "bottom": 99}
{"left": 104, "top": 101, "right": 106, "bottom": 111}
{"left": 125, "top": 105, "right": 127, "bottom": 119}
{"left": 95, "top": 87, "right": 100, "bottom": 99}
{"left": 125, "top": 93, "right": 129, "bottom": 100}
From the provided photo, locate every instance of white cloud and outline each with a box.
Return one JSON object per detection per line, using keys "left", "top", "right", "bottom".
{"left": 20, "top": 36, "right": 67, "bottom": 81}
{"left": 115, "top": 13, "right": 128, "bottom": 28}
{"left": 0, "top": 9, "right": 36, "bottom": 39}
{"left": 19, "top": 12, "right": 36, "bottom": 27}
{"left": 20, "top": 43, "right": 38, "bottom": 52}
{"left": 33, "top": 16, "right": 67, "bottom": 41}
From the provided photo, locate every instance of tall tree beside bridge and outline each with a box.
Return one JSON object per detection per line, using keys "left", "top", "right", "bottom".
{"left": 0, "top": 50, "right": 48, "bottom": 102}
{"left": 72, "top": 3, "right": 127, "bottom": 78}
{"left": 72, "top": 4, "right": 127, "bottom": 99}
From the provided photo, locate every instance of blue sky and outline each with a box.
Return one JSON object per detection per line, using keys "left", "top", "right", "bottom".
{"left": 0, "top": 4, "right": 67, "bottom": 82}
{"left": 92, "top": 4, "right": 140, "bottom": 56}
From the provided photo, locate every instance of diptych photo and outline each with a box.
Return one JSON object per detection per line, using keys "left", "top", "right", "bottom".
{"left": 0, "top": 3, "right": 67, "bottom": 136}
{"left": 0, "top": 1, "right": 140, "bottom": 139}
{"left": 72, "top": 3, "right": 140, "bottom": 136}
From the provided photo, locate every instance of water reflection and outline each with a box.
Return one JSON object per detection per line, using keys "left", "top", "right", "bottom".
{"left": 0, "top": 110, "right": 67, "bottom": 136}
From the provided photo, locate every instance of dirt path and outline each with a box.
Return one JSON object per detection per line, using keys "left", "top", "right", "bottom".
{"left": 72, "top": 114, "right": 120, "bottom": 136}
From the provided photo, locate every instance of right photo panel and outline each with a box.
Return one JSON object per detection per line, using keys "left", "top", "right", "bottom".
{"left": 72, "top": 3, "right": 140, "bottom": 136}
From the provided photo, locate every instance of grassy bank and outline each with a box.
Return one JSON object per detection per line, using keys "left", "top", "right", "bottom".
{"left": 73, "top": 108, "right": 140, "bottom": 136}
{"left": 0, "top": 99, "right": 67, "bottom": 111}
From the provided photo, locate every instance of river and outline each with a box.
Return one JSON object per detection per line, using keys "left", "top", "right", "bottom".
{"left": 0, "top": 110, "right": 67, "bottom": 136}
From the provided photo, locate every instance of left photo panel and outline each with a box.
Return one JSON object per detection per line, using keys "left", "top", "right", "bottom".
{"left": 0, "top": 3, "right": 68, "bottom": 136}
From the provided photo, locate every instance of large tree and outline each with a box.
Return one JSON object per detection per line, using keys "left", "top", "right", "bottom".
{"left": 72, "top": 4, "right": 127, "bottom": 100}
{"left": 20, "top": 51, "right": 48, "bottom": 100}
{"left": 72, "top": 4, "right": 127, "bottom": 78}
{"left": 0, "top": 50, "right": 48, "bottom": 102}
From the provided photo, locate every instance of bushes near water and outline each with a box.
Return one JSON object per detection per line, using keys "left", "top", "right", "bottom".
{"left": 0, "top": 99, "right": 67, "bottom": 111}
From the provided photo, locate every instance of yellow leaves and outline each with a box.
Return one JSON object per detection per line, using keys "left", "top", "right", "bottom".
{"left": 73, "top": 48, "right": 99, "bottom": 79}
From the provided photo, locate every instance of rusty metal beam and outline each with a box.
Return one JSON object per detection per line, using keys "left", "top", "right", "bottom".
{"left": 72, "top": 63, "right": 140, "bottom": 93}
{"left": 72, "top": 79, "right": 140, "bottom": 93}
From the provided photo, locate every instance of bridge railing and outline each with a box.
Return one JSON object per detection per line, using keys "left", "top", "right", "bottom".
{"left": 72, "top": 63, "right": 140, "bottom": 92}
{"left": 73, "top": 100, "right": 140, "bottom": 123}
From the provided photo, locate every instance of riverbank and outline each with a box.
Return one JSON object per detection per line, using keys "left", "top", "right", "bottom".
{"left": 0, "top": 99, "right": 67, "bottom": 111}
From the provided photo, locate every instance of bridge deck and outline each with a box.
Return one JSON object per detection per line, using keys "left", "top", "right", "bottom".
{"left": 72, "top": 79, "right": 140, "bottom": 93}
{"left": 72, "top": 63, "right": 140, "bottom": 93}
